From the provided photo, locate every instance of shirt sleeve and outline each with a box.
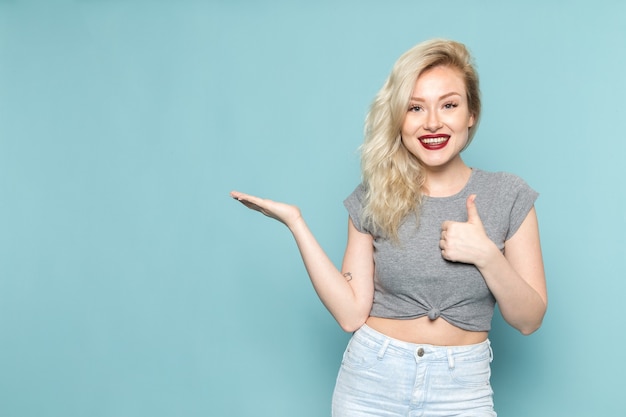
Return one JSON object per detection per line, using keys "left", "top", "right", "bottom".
{"left": 506, "top": 175, "right": 539, "bottom": 240}
{"left": 343, "top": 184, "right": 369, "bottom": 234}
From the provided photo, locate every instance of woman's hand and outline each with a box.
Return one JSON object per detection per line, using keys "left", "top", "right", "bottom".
{"left": 230, "top": 191, "right": 303, "bottom": 229}
{"left": 439, "top": 194, "right": 496, "bottom": 268}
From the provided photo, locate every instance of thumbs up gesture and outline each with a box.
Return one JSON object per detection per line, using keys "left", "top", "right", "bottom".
{"left": 440, "top": 194, "right": 493, "bottom": 267}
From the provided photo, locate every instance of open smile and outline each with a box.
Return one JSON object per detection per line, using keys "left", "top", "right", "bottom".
{"left": 418, "top": 134, "right": 450, "bottom": 150}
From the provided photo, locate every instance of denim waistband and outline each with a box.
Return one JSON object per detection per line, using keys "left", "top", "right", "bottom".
{"left": 354, "top": 323, "right": 493, "bottom": 364}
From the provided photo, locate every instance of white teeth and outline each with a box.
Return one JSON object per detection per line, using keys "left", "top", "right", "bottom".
{"left": 420, "top": 137, "right": 448, "bottom": 144}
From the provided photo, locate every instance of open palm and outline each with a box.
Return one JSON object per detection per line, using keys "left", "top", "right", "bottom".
{"left": 230, "top": 190, "right": 302, "bottom": 228}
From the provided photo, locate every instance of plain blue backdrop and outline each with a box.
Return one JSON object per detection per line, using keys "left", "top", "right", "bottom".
{"left": 1, "top": 1, "right": 625, "bottom": 416}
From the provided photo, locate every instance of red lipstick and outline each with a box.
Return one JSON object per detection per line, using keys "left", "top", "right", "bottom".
{"left": 418, "top": 134, "right": 450, "bottom": 150}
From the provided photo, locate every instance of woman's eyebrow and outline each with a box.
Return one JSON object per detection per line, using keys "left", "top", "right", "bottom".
{"left": 409, "top": 92, "right": 463, "bottom": 102}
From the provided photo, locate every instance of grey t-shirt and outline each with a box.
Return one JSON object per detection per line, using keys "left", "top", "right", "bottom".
{"left": 344, "top": 169, "right": 538, "bottom": 332}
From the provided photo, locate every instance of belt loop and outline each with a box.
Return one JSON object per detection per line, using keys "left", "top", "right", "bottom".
{"left": 377, "top": 338, "right": 390, "bottom": 360}
{"left": 447, "top": 347, "right": 454, "bottom": 369}
{"left": 487, "top": 340, "right": 493, "bottom": 363}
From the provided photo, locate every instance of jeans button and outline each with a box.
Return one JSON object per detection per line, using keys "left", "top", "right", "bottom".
{"left": 417, "top": 347, "right": 425, "bottom": 357}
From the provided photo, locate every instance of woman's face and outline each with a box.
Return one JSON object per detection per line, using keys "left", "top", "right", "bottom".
{"left": 400, "top": 65, "right": 475, "bottom": 172}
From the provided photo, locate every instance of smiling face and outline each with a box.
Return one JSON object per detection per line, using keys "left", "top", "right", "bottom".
{"left": 400, "top": 65, "right": 475, "bottom": 173}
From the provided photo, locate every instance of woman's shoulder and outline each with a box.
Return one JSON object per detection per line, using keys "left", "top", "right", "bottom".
{"left": 344, "top": 183, "right": 370, "bottom": 233}
{"left": 471, "top": 168, "right": 533, "bottom": 191}
{"left": 471, "top": 169, "right": 539, "bottom": 240}
{"left": 346, "top": 182, "right": 367, "bottom": 201}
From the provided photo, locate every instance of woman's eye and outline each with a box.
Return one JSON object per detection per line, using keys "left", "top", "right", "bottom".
{"left": 443, "top": 102, "right": 458, "bottom": 109}
{"left": 409, "top": 105, "right": 422, "bottom": 112}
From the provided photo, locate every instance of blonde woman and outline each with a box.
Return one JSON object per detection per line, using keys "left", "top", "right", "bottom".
{"left": 231, "top": 39, "right": 546, "bottom": 416}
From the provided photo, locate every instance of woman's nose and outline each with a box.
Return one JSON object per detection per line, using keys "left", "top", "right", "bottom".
{"left": 425, "top": 110, "right": 443, "bottom": 131}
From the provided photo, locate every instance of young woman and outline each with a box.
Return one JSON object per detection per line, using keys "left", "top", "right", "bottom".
{"left": 231, "top": 39, "right": 547, "bottom": 416}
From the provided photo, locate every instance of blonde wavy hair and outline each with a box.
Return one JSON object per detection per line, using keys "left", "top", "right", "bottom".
{"left": 360, "top": 39, "right": 481, "bottom": 241}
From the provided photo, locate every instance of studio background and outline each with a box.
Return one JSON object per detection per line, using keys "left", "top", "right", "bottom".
{"left": 1, "top": 1, "right": 624, "bottom": 416}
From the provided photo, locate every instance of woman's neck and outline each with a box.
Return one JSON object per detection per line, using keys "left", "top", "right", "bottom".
{"left": 422, "top": 160, "right": 472, "bottom": 198}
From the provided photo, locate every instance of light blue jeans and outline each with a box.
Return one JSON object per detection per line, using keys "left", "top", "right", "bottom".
{"left": 332, "top": 324, "right": 496, "bottom": 417}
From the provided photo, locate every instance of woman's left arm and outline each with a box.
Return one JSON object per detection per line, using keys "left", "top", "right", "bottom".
{"left": 441, "top": 195, "right": 547, "bottom": 335}
{"left": 490, "top": 206, "right": 547, "bottom": 334}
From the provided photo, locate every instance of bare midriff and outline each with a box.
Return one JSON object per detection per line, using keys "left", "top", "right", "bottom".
{"left": 366, "top": 316, "right": 488, "bottom": 346}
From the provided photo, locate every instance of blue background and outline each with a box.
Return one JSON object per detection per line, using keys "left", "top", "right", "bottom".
{"left": 1, "top": 1, "right": 625, "bottom": 416}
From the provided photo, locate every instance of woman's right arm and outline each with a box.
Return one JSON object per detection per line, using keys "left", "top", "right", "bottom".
{"left": 231, "top": 191, "right": 374, "bottom": 332}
